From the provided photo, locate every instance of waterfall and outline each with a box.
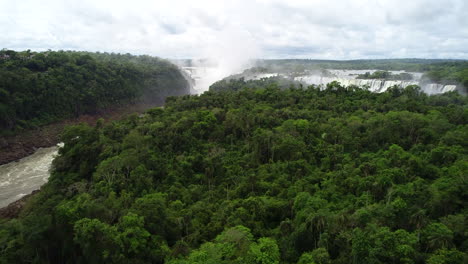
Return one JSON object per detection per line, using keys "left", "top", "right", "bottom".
{"left": 421, "top": 84, "right": 457, "bottom": 94}
{"left": 294, "top": 70, "right": 460, "bottom": 94}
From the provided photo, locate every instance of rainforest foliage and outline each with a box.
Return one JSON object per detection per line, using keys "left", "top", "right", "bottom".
{"left": 356, "top": 71, "right": 413, "bottom": 81}
{"left": 423, "top": 65, "right": 468, "bottom": 87}
{"left": 0, "top": 80, "right": 467, "bottom": 264}
{"left": 0, "top": 50, "right": 190, "bottom": 133}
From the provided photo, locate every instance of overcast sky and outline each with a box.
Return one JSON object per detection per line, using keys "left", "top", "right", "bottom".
{"left": 1, "top": 0, "right": 468, "bottom": 60}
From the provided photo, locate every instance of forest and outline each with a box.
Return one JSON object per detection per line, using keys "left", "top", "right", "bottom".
{"left": 256, "top": 59, "right": 468, "bottom": 72}
{"left": 0, "top": 79, "right": 466, "bottom": 264}
{"left": 0, "top": 50, "right": 190, "bottom": 134}
{"left": 356, "top": 71, "right": 413, "bottom": 81}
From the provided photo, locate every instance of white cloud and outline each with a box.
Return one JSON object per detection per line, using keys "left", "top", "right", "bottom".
{"left": 0, "top": 0, "right": 467, "bottom": 59}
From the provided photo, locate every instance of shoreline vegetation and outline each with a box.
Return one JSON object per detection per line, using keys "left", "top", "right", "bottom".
{"left": 0, "top": 102, "right": 161, "bottom": 166}
{"left": 356, "top": 70, "right": 414, "bottom": 81}
{"left": 0, "top": 103, "right": 164, "bottom": 217}
{"left": 0, "top": 49, "right": 190, "bottom": 216}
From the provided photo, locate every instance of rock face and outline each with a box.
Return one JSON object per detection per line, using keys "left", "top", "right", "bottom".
{"left": 0, "top": 103, "right": 156, "bottom": 166}
{"left": 0, "top": 190, "right": 39, "bottom": 218}
{"left": 0, "top": 126, "right": 60, "bottom": 166}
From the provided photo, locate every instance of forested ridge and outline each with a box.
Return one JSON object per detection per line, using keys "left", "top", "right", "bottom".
{"left": 0, "top": 50, "right": 190, "bottom": 134}
{"left": 0, "top": 80, "right": 467, "bottom": 264}
{"left": 356, "top": 71, "right": 413, "bottom": 81}
{"left": 257, "top": 59, "right": 468, "bottom": 73}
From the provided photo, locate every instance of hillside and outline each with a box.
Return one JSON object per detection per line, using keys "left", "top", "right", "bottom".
{"left": 0, "top": 81, "right": 467, "bottom": 264}
{"left": 0, "top": 50, "right": 190, "bottom": 134}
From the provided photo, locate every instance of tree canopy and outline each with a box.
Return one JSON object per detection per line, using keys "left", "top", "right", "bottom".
{"left": 0, "top": 50, "right": 190, "bottom": 133}
{"left": 0, "top": 80, "right": 466, "bottom": 264}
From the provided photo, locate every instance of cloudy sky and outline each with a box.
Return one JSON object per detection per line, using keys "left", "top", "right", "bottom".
{"left": 1, "top": 0, "right": 468, "bottom": 60}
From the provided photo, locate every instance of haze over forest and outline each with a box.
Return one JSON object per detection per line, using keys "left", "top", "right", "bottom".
{"left": 1, "top": 1, "right": 467, "bottom": 264}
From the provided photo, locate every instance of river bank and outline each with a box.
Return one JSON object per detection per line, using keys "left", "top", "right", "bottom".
{"left": 0, "top": 190, "right": 40, "bottom": 218}
{"left": 0, "top": 103, "right": 158, "bottom": 166}
{"left": 0, "top": 102, "right": 161, "bottom": 217}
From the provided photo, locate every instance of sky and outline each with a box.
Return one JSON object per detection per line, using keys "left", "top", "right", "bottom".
{"left": 1, "top": 0, "right": 468, "bottom": 60}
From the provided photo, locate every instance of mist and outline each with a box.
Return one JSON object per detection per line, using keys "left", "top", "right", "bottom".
{"left": 189, "top": 28, "right": 261, "bottom": 92}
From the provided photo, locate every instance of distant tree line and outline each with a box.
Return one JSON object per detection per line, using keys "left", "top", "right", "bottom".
{"left": 257, "top": 58, "right": 468, "bottom": 72}
{"left": 356, "top": 71, "right": 413, "bottom": 80}
{"left": 0, "top": 50, "right": 190, "bottom": 134}
{"left": 254, "top": 59, "right": 468, "bottom": 91}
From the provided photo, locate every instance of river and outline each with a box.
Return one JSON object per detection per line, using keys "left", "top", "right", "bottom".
{"left": 0, "top": 145, "right": 59, "bottom": 208}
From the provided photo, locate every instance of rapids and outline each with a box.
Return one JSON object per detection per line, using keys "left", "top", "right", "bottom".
{"left": 0, "top": 145, "right": 60, "bottom": 208}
